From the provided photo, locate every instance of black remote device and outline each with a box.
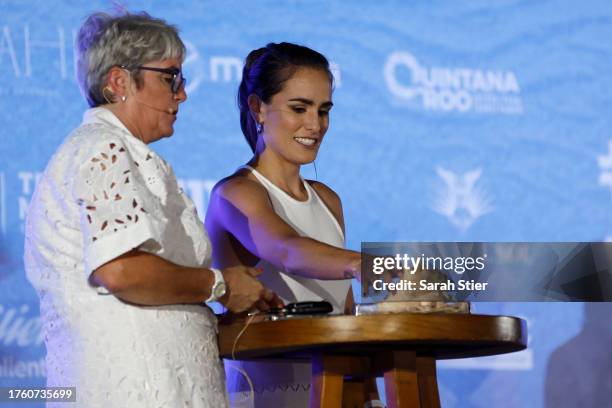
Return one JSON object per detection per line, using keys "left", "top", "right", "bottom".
{"left": 269, "top": 301, "right": 333, "bottom": 316}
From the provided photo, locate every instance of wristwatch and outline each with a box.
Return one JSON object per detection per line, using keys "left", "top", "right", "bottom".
{"left": 205, "top": 268, "right": 227, "bottom": 303}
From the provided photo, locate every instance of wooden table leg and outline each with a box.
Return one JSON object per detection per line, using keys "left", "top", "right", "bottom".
{"left": 416, "top": 356, "right": 440, "bottom": 408}
{"left": 363, "top": 375, "right": 381, "bottom": 406}
{"left": 342, "top": 381, "right": 365, "bottom": 408}
{"left": 375, "top": 351, "right": 442, "bottom": 408}
{"left": 310, "top": 355, "right": 346, "bottom": 408}
{"left": 310, "top": 355, "right": 371, "bottom": 408}
{"left": 340, "top": 375, "right": 381, "bottom": 408}
{"left": 310, "top": 352, "right": 440, "bottom": 408}
{"left": 381, "top": 351, "right": 421, "bottom": 408}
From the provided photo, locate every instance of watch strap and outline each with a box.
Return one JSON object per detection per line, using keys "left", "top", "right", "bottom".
{"left": 204, "top": 268, "right": 226, "bottom": 303}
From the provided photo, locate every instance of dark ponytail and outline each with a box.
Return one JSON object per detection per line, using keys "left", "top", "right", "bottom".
{"left": 237, "top": 42, "right": 332, "bottom": 153}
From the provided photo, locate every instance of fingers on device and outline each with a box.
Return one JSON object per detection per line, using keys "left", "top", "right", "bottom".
{"left": 268, "top": 301, "right": 333, "bottom": 318}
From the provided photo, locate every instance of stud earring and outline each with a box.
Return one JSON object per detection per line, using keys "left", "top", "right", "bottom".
{"left": 121, "top": 95, "right": 127, "bottom": 102}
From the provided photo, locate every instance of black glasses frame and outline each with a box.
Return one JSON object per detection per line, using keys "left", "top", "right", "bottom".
{"left": 121, "top": 65, "right": 186, "bottom": 93}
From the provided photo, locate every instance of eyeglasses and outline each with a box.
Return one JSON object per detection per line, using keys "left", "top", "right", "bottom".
{"left": 120, "top": 65, "right": 187, "bottom": 94}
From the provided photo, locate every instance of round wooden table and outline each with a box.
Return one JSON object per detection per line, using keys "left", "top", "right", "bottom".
{"left": 219, "top": 313, "right": 527, "bottom": 408}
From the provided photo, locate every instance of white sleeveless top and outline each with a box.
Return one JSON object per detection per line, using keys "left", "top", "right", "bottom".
{"left": 243, "top": 166, "right": 351, "bottom": 313}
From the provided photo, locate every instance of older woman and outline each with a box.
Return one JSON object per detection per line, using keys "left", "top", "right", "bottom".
{"left": 24, "top": 11, "right": 279, "bottom": 408}
{"left": 205, "top": 42, "right": 360, "bottom": 407}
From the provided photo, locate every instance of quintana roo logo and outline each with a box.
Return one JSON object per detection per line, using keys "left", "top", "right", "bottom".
{"left": 597, "top": 140, "right": 612, "bottom": 241}
{"left": 431, "top": 167, "right": 493, "bottom": 232}
{"left": 384, "top": 51, "right": 523, "bottom": 114}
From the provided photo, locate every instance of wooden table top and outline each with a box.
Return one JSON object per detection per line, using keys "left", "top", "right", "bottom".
{"left": 219, "top": 313, "right": 527, "bottom": 360}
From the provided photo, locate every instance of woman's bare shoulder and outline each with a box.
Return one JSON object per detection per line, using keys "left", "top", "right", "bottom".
{"left": 211, "top": 169, "right": 268, "bottom": 205}
{"left": 307, "top": 180, "right": 342, "bottom": 209}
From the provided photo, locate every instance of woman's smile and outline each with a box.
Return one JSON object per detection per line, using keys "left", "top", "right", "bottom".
{"left": 294, "top": 136, "right": 318, "bottom": 147}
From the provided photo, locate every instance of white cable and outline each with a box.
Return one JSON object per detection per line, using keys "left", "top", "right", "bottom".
{"left": 229, "top": 312, "right": 259, "bottom": 406}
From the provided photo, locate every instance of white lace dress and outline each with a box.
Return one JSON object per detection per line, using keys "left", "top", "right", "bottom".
{"left": 24, "top": 107, "right": 228, "bottom": 408}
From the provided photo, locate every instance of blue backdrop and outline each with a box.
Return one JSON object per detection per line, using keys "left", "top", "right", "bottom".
{"left": 1, "top": 1, "right": 611, "bottom": 407}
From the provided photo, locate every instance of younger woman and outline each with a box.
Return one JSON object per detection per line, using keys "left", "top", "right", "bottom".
{"left": 205, "top": 42, "right": 360, "bottom": 406}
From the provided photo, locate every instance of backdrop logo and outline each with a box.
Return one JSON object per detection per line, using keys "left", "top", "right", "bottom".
{"left": 384, "top": 51, "right": 523, "bottom": 114}
{"left": 0, "top": 25, "right": 72, "bottom": 79}
{"left": 18, "top": 171, "right": 42, "bottom": 233}
{"left": 0, "top": 24, "right": 75, "bottom": 98}
{"left": 0, "top": 303, "right": 43, "bottom": 348}
{"left": 1, "top": 26, "right": 341, "bottom": 96}
{"left": 183, "top": 40, "right": 204, "bottom": 95}
{"left": 431, "top": 167, "right": 492, "bottom": 231}
{"left": 186, "top": 47, "right": 342, "bottom": 92}
{"left": 0, "top": 303, "right": 45, "bottom": 379}
{"left": 210, "top": 56, "right": 241, "bottom": 83}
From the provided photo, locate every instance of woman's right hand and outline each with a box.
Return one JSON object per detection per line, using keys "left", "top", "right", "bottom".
{"left": 218, "top": 266, "right": 284, "bottom": 313}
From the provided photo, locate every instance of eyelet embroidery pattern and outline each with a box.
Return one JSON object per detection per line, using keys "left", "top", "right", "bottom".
{"left": 75, "top": 131, "right": 210, "bottom": 268}
{"left": 78, "top": 141, "right": 151, "bottom": 243}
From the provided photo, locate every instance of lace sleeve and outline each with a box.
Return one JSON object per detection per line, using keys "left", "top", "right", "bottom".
{"left": 73, "top": 137, "right": 168, "bottom": 274}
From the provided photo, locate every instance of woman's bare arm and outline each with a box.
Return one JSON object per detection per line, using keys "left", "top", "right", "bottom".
{"left": 92, "top": 250, "right": 282, "bottom": 312}
{"left": 205, "top": 178, "right": 360, "bottom": 281}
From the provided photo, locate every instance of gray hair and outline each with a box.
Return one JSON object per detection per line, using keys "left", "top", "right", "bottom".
{"left": 76, "top": 11, "right": 186, "bottom": 107}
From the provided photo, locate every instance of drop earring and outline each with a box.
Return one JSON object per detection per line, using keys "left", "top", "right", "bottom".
{"left": 256, "top": 122, "right": 263, "bottom": 134}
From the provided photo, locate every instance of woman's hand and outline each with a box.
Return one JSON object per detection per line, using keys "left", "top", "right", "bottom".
{"left": 219, "top": 266, "right": 284, "bottom": 313}
{"left": 345, "top": 256, "right": 361, "bottom": 282}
